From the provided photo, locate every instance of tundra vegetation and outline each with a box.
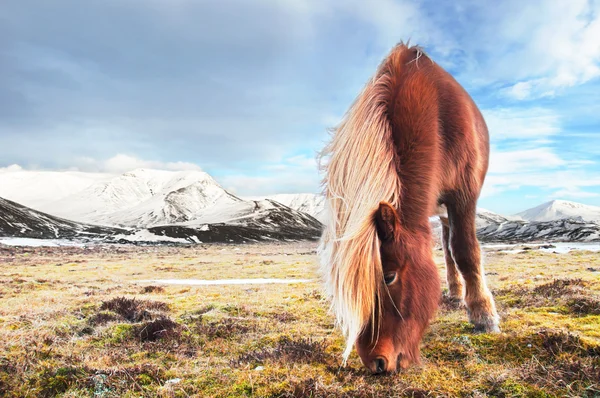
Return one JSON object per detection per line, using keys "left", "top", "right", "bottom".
{"left": 0, "top": 242, "right": 598, "bottom": 397}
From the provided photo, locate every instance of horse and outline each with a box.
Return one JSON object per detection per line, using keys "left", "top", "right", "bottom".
{"left": 318, "top": 42, "right": 500, "bottom": 374}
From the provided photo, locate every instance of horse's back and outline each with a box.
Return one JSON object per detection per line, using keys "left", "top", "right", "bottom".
{"left": 384, "top": 45, "right": 489, "bottom": 219}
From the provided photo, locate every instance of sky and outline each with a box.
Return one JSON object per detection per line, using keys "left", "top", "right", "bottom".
{"left": 1, "top": 0, "right": 599, "bottom": 215}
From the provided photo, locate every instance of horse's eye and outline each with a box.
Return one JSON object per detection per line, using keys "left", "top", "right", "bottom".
{"left": 384, "top": 272, "right": 396, "bottom": 285}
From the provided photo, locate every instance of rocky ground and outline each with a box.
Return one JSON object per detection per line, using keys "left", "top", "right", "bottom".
{"left": 0, "top": 242, "right": 599, "bottom": 397}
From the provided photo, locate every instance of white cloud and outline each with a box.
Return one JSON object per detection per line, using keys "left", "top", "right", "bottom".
{"left": 482, "top": 168, "right": 600, "bottom": 199}
{"left": 483, "top": 108, "right": 561, "bottom": 140}
{"left": 99, "top": 154, "right": 202, "bottom": 173}
{"left": 221, "top": 154, "right": 320, "bottom": 196}
{"left": 503, "top": 81, "right": 535, "bottom": 100}
{"left": 488, "top": 148, "right": 565, "bottom": 174}
{"left": 482, "top": 133, "right": 598, "bottom": 198}
{"left": 501, "top": 2, "right": 600, "bottom": 100}
{"left": 1, "top": 155, "right": 203, "bottom": 174}
{"left": 423, "top": 0, "right": 600, "bottom": 99}
{"left": 550, "top": 188, "right": 599, "bottom": 199}
{"left": 0, "top": 164, "right": 24, "bottom": 172}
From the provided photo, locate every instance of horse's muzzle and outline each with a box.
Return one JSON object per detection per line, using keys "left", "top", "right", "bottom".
{"left": 371, "top": 357, "right": 387, "bottom": 374}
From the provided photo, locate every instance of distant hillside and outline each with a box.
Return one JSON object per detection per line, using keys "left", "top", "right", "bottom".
{"left": 0, "top": 196, "right": 322, "bottom": 245}
{"left": 478, "top": 218, "right": 600, "bottom": 243}
{"left": 0, "top": 197, "right": 124, "bottom": 239}
{"left": 1, "top": 167, "right": 599, "bottom": 245}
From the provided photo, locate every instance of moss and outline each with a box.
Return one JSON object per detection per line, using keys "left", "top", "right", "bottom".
{"left": 136, "top": 373, "right": 154, "bottom": 386}
{"left": 105, "top": 323, "right": 135, "bottom": 344}
{"left": 2, "top": 244, "right": 600, "bottom": 397}
{"left": 32, "top": 365, "right": 89, "bottom": 397}
{"left": 485, "top": 378, "right": 554, "bottom": 398}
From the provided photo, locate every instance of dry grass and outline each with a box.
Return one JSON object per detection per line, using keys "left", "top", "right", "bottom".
{"left": 0, "top": 242, "right": 599, "bottom": 397}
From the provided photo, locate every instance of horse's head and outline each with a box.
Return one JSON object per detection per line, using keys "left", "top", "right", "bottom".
{"left": 355, "top": 202, "right": 440, "bottom": 374}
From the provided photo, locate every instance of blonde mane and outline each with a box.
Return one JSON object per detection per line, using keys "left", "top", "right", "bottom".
{"left": 318, "top": 45, "right": 406, "bottom": 361}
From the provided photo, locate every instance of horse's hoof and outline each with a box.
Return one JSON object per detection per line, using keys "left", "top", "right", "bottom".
{"left": 473, "top": 321, "right": 501, "bottom": 334}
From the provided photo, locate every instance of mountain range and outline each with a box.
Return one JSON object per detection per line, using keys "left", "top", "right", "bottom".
{"left": 0, "top": 168, "right": 598, "bottom": 244}
{"left": 0, "top": 169, "right": 322, "bottom": 244}
{"left": 0, "top": 196, "right": 125, "bottom": 240}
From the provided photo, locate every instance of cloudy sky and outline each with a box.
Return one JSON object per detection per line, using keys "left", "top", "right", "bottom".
{"left": 1, "top": 0, "right": 599, "bottom": 214}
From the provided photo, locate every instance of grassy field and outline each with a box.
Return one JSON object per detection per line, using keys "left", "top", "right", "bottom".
{"left": 0, "top": 242, "right": 599, "bottom": 397}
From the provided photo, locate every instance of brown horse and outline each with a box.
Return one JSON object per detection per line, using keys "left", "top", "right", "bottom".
{"left": 319, "top": 43, "right": 499, "bottom": 374}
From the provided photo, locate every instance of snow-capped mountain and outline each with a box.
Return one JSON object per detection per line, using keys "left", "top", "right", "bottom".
{"left": 35, "top": 169, "right": 243, "bottom": 227}
{"left": 516, "top": 200, "right": 600, "bottom": 223}
{"left": 428, "top": 206, "right": 599, "bottom": 244}
{"left": 245, "top": 193, "right": 326, "bottom": 222}
{"left": 0, "top": 196, "right": 124, "bottom": 239}
{"left": 0, "top": 167, "right": 112, "bottom": 211}
{"left": 0, "top": 168, "right": 246, "bottom": 227}
{"left": 0, "top": 169, "right": 324, "bottom": 241}
{"left": 476, "top": 208, "right": 516, "bottom": 228}
{"left": 149, "top": 199, "right": 323, "bottom": 243}
{"left": 252, "top": 194, "right": 517, "bottom": 228}
{"left": 0, "top": 196, "right": 323, "bottom": 244}
{"left": 0, "top": 165, "right": 326, "bottom": 245}
{"left": 2, "top": 166, "right": 599, "bottom": 244}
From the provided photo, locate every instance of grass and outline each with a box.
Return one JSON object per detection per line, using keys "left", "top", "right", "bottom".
{"left": 0, "top": 242, "right": 599, "bottom": 397}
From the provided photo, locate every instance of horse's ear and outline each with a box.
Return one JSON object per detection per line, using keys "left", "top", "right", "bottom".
{"left": 374, "top": 202, "right": 399, "bottom": 242}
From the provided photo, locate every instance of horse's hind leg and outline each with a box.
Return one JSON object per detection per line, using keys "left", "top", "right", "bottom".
{"left": 440, "top": 216, "right": 464, "bottom": 302}
{"left": 447, "top": 200, "right": 500, "bottom": 333}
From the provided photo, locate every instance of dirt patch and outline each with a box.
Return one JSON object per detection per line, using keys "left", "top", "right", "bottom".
{"left": 135, "top": 317, "right": 179, "bottom": 342}
{"left": 99, "top": 297, "right": 169, "bottom": 322}
{"left": 439, "top": 292, "right": 464, "bottom": 311}
{"left": 566, "top": 296, "right": 600, "bottom": 316}
{"left": 537, "top": 329, "right": 600, "bottom": 357}
{"left": 232, "top": 336, "right": 328, "bottom": 367}
{"left": 532, "top": 278, "right": 587, "bottom": 297}
{"left": 88, "top": 311, "right": 120, "bottom": 326}
{"left": 139, "top": 285, "right": 166, "bottom": 294}
{"left": 497, "top": 279, "right": 600, "bottom": 316}
{"left": 272, "top": 377, "right": 437, "bottom": 398}
{"left": 522, "top": 356, "right": 600, "bottom": 395}
{"left": 198, "top": 318, "right": 253, "bottom": 339}
{"left": 269, "top": 311, "right": 297, "bottom": 323}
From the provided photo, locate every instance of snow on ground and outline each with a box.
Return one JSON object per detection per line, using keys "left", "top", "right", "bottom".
{"left": 482, "top": 242, "right": 600, "bottom": 253}
{"left": 0, "top": 238, "right": 90, "bottom": 247}
{"left": 137, "top": 278, "right": 313, "bottom": 285}
{"left": 537, "top": 242, "right": 600, "bottom": 253}
{"left": 112, "top": 230, "right": 190, "bottom": 244}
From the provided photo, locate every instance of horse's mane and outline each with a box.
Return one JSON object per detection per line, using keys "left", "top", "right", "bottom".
{"left": 318, "top": 43, "right": 419, "bottom": 361}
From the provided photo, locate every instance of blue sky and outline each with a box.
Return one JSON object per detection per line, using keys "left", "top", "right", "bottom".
{"left": 1, "top": 0, "right": 599, "bottom": 215}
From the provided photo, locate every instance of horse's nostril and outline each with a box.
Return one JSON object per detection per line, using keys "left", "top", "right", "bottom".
{"left": 372, "top": 357, "right": 387, "bottom": 374}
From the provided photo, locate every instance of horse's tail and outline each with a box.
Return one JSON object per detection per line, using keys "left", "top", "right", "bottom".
{"left": 318, "top": 44, "right": 410, "bottom": 361}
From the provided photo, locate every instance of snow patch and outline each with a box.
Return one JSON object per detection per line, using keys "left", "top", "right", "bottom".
{"left": 113, "top": 230, "right": 189, "bottom": 244}
{"left": 138, "top": 278, "right": 313, "bottom": 286}
{"left": 483, "top": 242, "right": 600, "bottom": 253}
{"left": 0, "top": 238, "right": 90, "bottom": 247}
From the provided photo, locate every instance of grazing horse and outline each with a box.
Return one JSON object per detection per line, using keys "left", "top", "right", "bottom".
{"left": 319, "top": 43, "right": 499, "bottom": 374}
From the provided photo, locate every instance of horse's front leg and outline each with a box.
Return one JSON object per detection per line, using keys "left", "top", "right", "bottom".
{"left": 447, "top": 201, "right": 500, "bottom": 333}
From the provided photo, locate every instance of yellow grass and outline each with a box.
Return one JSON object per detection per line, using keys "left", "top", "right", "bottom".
{"left": 0, "top": 242, "right": 598, "bottom": 397}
